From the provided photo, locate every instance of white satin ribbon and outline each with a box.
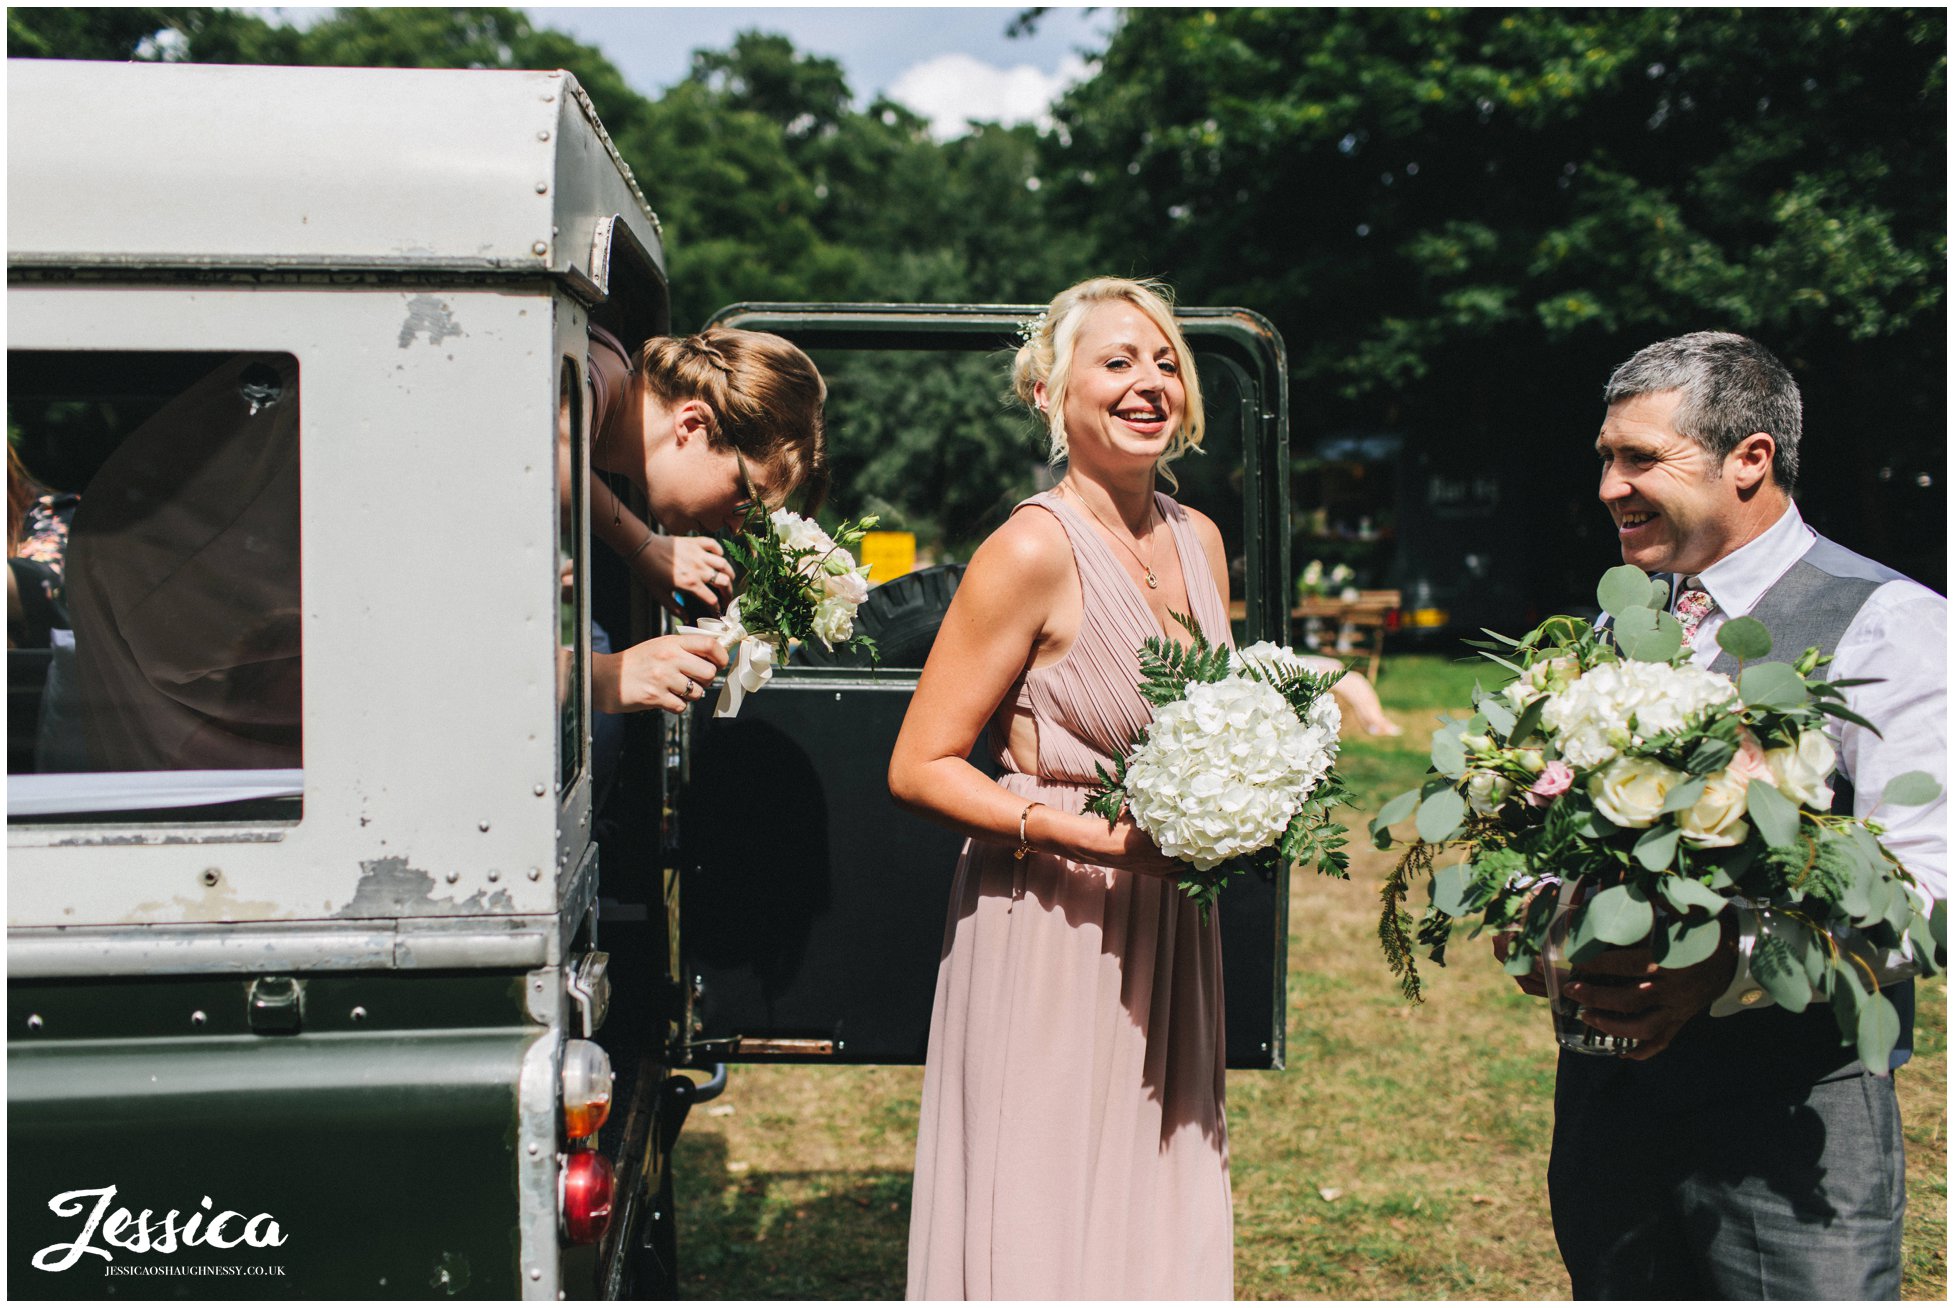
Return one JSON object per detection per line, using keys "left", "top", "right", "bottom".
{"left": 679, "top": 599, "right": 777, "bottom": 718}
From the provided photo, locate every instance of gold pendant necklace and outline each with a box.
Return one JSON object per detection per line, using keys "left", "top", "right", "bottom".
{"left": 1064, "top": 482, "right": 1159, "bottom": 588}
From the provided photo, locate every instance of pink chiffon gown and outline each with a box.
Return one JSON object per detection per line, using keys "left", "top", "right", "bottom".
{"left": 905, "top": 490, "right": 1234, "bottom": 1300}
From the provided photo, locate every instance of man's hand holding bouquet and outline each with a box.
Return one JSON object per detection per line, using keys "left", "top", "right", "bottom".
{"left": 1374, "top": 565, "right": 1944, "bottom": 1071}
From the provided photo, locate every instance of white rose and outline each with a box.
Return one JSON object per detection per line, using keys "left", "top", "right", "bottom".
{"left": 1464, "top": 770, "right": 1514, "bottom": 816}
{"left": 1589, "top": 756, "right": 1688, "bottom": 829}
{"left": 824, "top": 566, "right": 869, "bottom": 607}
{"left": 1675, "top": 769, "right": 1752, "bottom": 848}
{"left": 1763, "top": 731, "right": 1837, "bottom": 810}
{"left": 811, "top": 596, "right": 855, "bottom": 647}
{"left": 770, "top": 508, "right": 836, "bottom": 555}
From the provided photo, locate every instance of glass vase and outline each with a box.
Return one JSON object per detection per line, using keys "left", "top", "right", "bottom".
{"left": 1540, "top": 877, "right": 1643, "bottom": 1058}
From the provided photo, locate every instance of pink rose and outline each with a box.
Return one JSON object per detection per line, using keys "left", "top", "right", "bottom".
{"left": 1725, "top": 730, "right": 1777, "bottom": 788}
{"left": 1526, "top": 760, "right": 1575, "bottom": 808}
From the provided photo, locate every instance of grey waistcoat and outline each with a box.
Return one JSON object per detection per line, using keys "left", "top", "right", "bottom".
{"left": 1696, "top": 532, "right": 1914, "bottom": 1076}
{"left": 1704, "top": 533, "right": 1901, "bottom": 685}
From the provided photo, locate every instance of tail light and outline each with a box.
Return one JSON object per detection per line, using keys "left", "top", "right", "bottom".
{"left": 560, "top": 1039, "right": 613, "bottom": 1140}
{"left": 559, "top": 1151, "right": 615, "bottom": 1245}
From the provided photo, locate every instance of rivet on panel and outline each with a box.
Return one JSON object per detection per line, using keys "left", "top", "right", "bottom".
{"left": 488, "top": 870, "right": 501, "bottom": 883}
{"left": 527, "top": 1142, "right": 541, "bottom": 1157}
{"left": 534, "top": 784, "right": 547, "bottom": 797}
{"left": 531, "top": 241, "right": 549, "bottom": 256}
{"left": 535, "top": 181, "right": 549, "bottom": 195}
{"left": 479, "top": 820, "right": 491, "bottom": 832}
{"left": 446, "top": 871, "right": 460, "bottom": 884}
{"left": 351, "top": 1006, "right": 369, "bottom": 1022}
{"left": 27, "top": 1015, "right": 43, "bottom": 1031}
{"left": 528, "top": 867, "right": 542, "bottom": 881}
{"left": 191, "top": 1011, "right": 207, "bottom": 1027}
{"left": 530, "top": 1268, "right": 543, "bottom": 1282}
{"left": 201, "top": 867, "right": 221, "bottom": 887}
{"left": 537, "top": 129, "right": 551, "bottom": 141}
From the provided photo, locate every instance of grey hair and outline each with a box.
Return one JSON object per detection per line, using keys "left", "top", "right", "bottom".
{"left": 1602, "top": 331, "right": 1801, "bottom": 491}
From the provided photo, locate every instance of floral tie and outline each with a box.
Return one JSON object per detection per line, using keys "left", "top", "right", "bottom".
{"left": 1674, "top": 581, "right": 1716, "bottom": 649}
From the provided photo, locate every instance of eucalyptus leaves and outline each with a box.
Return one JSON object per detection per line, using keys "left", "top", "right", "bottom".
{"left": 1374, "top": 565, "right": 1945, "bottom": 1073}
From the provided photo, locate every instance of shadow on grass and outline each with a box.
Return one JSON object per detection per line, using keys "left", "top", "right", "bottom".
{"left": 675, "top": 1131, "right": 912, "bottom": 1300}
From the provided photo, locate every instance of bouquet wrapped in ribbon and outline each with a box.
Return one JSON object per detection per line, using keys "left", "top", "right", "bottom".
{"left": 680, "top": 507, "right": 877, "bottom": 716}
{"left": 1373, "top": 565, "right": 1945, "bottom": 1071}
{"left": 1084, "top": 620, "right": 1352, "bottom": 916}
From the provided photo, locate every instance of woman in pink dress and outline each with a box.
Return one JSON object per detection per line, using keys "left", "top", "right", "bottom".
{"left": 890, "top": 277, "right": 1234, "bottom": 1299}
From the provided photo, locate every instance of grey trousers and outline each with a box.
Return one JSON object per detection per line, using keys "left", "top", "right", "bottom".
{"left": 1549, "top": 1060, "right": 1906, "bottom": 1299}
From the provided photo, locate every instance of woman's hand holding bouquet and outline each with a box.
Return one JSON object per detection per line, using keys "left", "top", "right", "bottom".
{"left": 1084, "top": 620, "right": 1352, "bottom": 916}
{"left": 679, "top": 506, "right": 877, "bottom": 716}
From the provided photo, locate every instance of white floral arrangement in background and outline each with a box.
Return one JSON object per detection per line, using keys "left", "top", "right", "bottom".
{"left": 1086, "top": 625, "right": 1351, "bottom": 915}
{"left": 1298, "top": 558, "right": 1356, "bottom": 599}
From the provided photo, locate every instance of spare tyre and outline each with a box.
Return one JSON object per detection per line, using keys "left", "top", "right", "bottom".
{"left": 790, "top": 563, "right": 966, "bottom": 670}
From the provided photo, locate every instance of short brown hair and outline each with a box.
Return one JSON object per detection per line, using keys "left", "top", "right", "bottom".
{"left": 640, "top": 328, "right": 829, "bottom": 509}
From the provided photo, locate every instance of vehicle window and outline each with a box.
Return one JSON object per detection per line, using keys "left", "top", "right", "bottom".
{"left": 558, "top": 357, "right": 587, "bottom": 793}
{"left": 7, "top": 351, "right": 302, "bottom": 825}
{"left": 784, "top": 347, "right": 1252, "bottom": 672}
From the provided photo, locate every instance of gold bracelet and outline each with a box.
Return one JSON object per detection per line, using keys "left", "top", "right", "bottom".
{"left": 1015, "top": 801, "right": 1044, "bottom": 861}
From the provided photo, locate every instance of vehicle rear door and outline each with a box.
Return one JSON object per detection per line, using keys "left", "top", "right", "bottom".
{"left": 673, "top": 304, "right": 1294, "bottom": 1071}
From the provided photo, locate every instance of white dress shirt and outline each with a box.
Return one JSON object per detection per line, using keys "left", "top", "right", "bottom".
{"left": 1688, "top": 503, "right": 1947, "bottom": 1016}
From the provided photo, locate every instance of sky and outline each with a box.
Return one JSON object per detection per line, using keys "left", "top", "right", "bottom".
{"left": 250, "top": 7, "right": 1119, "bottom": 141}
{"left": 526, "top": 5, "right": 1119, "bottom": 139}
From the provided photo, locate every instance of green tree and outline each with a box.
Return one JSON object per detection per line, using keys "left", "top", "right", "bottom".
{"left": 1045, "top": 7, "right": 1946, "bottom": 590}
{"left": 7, "top": 7, "right": 190, "bottom": 59}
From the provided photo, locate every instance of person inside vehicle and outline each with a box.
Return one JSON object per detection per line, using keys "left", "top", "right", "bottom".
{"left": 575, "top": 326, "right": 828, "bottom": 715}
{"left": 7, "top": 443, "right": 72, "bottom": 651}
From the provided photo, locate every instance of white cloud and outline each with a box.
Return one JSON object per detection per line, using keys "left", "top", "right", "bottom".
{"left": 886, "top": 52, "right": 1090, "bottom": 141}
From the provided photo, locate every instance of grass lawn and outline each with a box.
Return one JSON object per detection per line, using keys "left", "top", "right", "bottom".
{"left": 674, "top": 652, "right": 1947, "bottom": 1299}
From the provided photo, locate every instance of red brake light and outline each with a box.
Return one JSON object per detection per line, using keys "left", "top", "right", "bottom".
{"left": 560, "top": 1151, "right": 615, "bottom": 1245}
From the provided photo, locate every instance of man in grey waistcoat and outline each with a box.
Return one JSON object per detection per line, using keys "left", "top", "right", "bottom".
{"left": 1539, "top": 332, "right": 1946, "bottom": 1298}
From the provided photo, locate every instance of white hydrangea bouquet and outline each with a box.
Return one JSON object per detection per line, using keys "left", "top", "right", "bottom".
{"left": 1374, "top": 565, "right": 1944, "bottom": 1071}
{"left": 1084, "top": 617, "right": 1352, "bottom": 916}
{"left": 683, "top": 506, "right": 877, "bottom": 716}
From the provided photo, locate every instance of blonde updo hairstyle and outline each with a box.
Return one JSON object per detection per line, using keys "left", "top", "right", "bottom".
{"left": 1011, "top": 276, "right": 1205, "bottom": 482}
{"left": 639, "top": 327, "right": 830, "bottom": 510}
